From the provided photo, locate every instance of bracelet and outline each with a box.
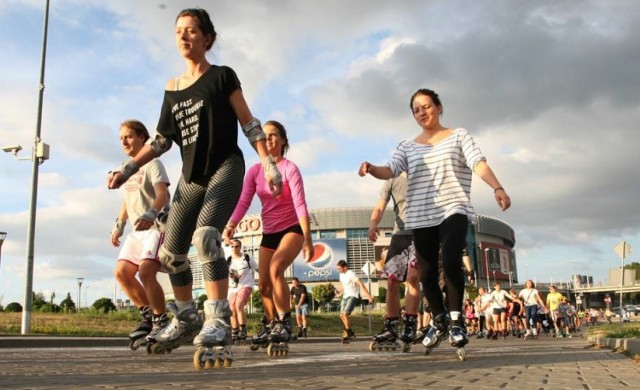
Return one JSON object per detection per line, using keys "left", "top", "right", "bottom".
{"left": 493, "top": 187, "right": 504, "bottom": 193}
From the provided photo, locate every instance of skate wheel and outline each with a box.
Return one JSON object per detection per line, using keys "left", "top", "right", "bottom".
{"left": 223, "top": 358, "right": 233, "bottom": 368}
{"left": 128, "top": 340, "right": 137, "bottom": 351}
{"left": 402, "top": 343, "right": 411, "bottom": 353}
{"left": 424, "top": 347, "right": 433, "bottom": 356}
{"left": 149, "top": 342, "right": 163, "bottom": 354}
{"left": 457, "top": 347, "right": 466, "bottom": 361}
{"left": 249, "top": 344, "right": 260, "bottom": 351}
{"left": 214, "top": 357, "right": 223, "bottom": 368}
{"left": 368, "top": 341, "right": 376, "bottom": 352}
{"left": 267, "top": 343, "right": 275, "bottom": 357}
{"left": 193, "top": 348, "right": 207, "bottom": 370}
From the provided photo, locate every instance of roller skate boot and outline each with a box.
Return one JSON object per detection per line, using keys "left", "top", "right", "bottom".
{"left": 250, "top": 316, "right": 274, "bottom": 351}
{"left": 399, "top": 314, "right": 417, "bottom": 352}
{"left": 422, "top": 312, "right": 449, "bottom": 354}
{"left": 193, "top": 300, "right": 233, "bottom": 370}
{"left": 128, "top": 306, "right": 152, "bottom": 351}
{"left": 236, "top": 326, "right": 248, "bottom": 345}
{"left": 301, "top": 327, "right": 308, "bottom": 338}
{"left": 148, "top": 300, "right": 202, "bottom": 355}
{"left": 231, "top": 328, "right": 239, "bottom": 344}
{"left": 414, "top": 326, "right": 430, "bottom": 344}
{"left": 369, "top": 317, "right": 400, "bottom": 352}
{"left": 266, "top": 312, "right": 292, "bottom": 356}
{"left": 448, "top": 317, "right": 468, "bottom": 361}
{"left": 341, "top": 328, "right": 356, "bottom": 344}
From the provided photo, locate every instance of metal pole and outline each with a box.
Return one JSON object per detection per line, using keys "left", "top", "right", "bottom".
{"left": 21, "top": 0, "right": 50, "bottom": 335}
{"left": 484, "top": 248, "right": 490, "bottom": 290}
{"left": 0, "top": 232, "right": 6, "bottom": 277}
{"left": 619, "top": 246, "right": 625, "bottom": 323}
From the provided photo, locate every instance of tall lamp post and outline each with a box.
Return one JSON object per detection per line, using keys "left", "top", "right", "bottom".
{"left": 0, "top": 232, "right": 6, "bottom": 276}
{"left": 77, "top": 278, "right": 84, "bottom": 313}
{"left": 0, "top": 0, "right": 51, "bottom": 335}
{"left": 483, "top": 248, "right": 490, "bottom": 290}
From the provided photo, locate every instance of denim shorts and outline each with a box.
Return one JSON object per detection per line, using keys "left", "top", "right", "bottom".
{"left": 340, "top": 296, "right": 358, "bottom": 314}
{"left": 295, "top": 303, "right": 309, "bottom": 316}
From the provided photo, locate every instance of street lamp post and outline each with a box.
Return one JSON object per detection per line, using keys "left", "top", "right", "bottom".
{"left": 508, "top": 271, "right": 513, "bottom": 288}
{"left": 1, "top": 0, "right": 52, "bottom": 335}
{"left": 492, "top": 271, "right": 496, "bottom": 285}
{"left": 85, "top": 285, "right": 90, "bottom": 309}
{"left": 0, "top": 232, "right": 6, "bottom": 276}
{"left": 483, "top": 248, "right": 490, "bottom": 290}
{"left": 77, "top": 278, "right": 84, "bottom": 313}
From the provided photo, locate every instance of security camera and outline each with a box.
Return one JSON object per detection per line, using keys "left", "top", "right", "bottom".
{"left": 2, "top": 145, "right": 22, "bottom": 154}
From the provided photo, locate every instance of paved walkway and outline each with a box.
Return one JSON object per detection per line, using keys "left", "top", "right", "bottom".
{"left": 0, "top": 334, "right": 637, "bottom": 389}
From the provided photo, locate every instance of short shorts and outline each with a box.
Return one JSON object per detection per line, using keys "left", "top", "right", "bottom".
{"left": 493, "top": 307, "right": 507, "bottom": 315}
{"left": 117, "top": 229, "right": 163, "bottom": 268}
{"left": 260, "top": 224, "right": 303, "bottom": 251}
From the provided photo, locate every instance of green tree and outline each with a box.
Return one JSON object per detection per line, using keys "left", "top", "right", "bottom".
{"left": 197, "top": 294, "right": 208, "bottom": 310}
{"left": 312, "top": 283, "right": 336, "bottom": 311}
{"left": 60, "top": 292, "right": 76, "bottom": 313}
{"left": 624, "top": 262, "right": 640, "bottom": 281}
{"left": 92, "top": 298, "right": 117, "bottom": 313}
{"left": 5, "top": 302, "right": 22, "bottom": 312}
{"left": 251, "top": 289, "right": 263, "bottom": 311}
{"left": 376, "top": 287, "right": 387, "bottom": 304}
{"left": 32, "top": 291, "right": 47, "bottom": 311}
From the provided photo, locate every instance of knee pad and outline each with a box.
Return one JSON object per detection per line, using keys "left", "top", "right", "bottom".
{"left": 159, "top": 246, "right": 190, "bottom": 274}
{"left": 193, "top": 226, "right": 224, "bottom": 265}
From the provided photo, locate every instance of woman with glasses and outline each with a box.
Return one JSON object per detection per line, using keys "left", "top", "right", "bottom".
{"left": 107, "top": 7, "right": 282, "bottom": 367}
{"left": 225, "top": 120, "right": 313, "bottom": 355}
{"left": 359, "top": 88, "right": 511, "bottom": 360}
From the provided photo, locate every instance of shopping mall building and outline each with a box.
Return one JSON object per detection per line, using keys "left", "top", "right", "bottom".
{"left": 172, "top": 207, "right": 516, "bottom": 299}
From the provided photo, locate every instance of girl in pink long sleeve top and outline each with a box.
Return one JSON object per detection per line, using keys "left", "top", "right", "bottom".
{"left": 224, "top": 120, "right": 313, "bottom": 344}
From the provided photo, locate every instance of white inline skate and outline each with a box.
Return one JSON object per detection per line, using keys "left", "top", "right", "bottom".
{"left": 147, "top": 300, "right": 202, "bottom": 355}
{"left": 193, "top": 300, "right": 233, "bottom": 369}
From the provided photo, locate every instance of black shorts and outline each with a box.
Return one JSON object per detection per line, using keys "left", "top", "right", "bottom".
{"left": 260, "top": 224, "right": 303, "bottom": 251}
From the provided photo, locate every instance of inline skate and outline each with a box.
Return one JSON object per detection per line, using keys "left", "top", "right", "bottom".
{"left": 147, "top": 300, "right": 202, "bottom": 355}
{"left": 341, "top": 328, "right": 356, "bottom": 344}
{"left": 128, "top": 306, "right": 151, "bottom": 351}
{"left": 448, "top": 317, "right": 469, "bottom": 361}
{"left": 193, "top": 300, "right": 233, "bottom": 370}
{"left": 369, "top": 317, "right": 401, "bottom": 352}
{"left": 250, "top": 316, "right": 274, "bottom": 351}
{"left": 266, "top": 312, "right": 292, "bottom": 357}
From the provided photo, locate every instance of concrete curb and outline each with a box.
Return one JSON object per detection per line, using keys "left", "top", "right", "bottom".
{"left": 588, "top": 335, "right": 640, "bottom": 356}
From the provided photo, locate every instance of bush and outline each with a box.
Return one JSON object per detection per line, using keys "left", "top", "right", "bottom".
{"left": 251, "top": 289, "right": 263, "bottom": 311}
{"left": 197, "top": 294, "right": 208, "bottom": 310}
{"left": 5, "top": 302, "right": 22, "bottom": 312}
{"left": 92, "top": 298, "right": 116, "bottom": 313}
{"left": 313, "top": 283, "right": 336, "bottom": 311}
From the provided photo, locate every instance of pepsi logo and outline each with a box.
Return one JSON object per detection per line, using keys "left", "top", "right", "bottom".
{"left": 307, "top": 242, "right": 333, "bottom": 269}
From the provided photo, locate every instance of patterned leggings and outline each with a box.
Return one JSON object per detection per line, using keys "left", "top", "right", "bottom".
{"left": 163, "top": 153, "right": 245, "bottom": 286}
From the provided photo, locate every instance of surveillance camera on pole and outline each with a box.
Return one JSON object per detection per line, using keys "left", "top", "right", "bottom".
{"left": 2, "top": 145, "right": 23, "bottom": 154}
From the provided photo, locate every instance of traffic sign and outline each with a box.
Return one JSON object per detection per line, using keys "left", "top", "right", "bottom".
{"left": 361, "top": 261, "right": 376, "bottom": 276}
{"left": 614, "top": 241, "right": 633, "bottom": 259}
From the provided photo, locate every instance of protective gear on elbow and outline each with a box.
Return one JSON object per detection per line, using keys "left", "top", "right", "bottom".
{"left": 261, "top": 155, "right": 282, "bottom": 185}
{"left": 159, "top": 247, "right": 190, "bottom": 274}
{"left": 149, "top": 134, "right": 172, "bottom": 156}
{"left": 242, "top": 118, "right": 266, "bottom": 143}
{"left": 192, "top": 226, "right": 224, "bottom": 265}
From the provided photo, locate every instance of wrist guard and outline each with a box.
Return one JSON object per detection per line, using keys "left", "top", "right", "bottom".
{"left": 261, "top": 156, "right": 282, "bottom": 185}
{"left": 135, "top": 207, "right": 159, "bottom": 225}
{"left": 242, "top": 118, "right": 267, "bottom": 143}
{"left": 110, "top": 159, "right": 139, "bottom": 185}
{"left": 112, "top": 219, "right": 126, "bottom": 237}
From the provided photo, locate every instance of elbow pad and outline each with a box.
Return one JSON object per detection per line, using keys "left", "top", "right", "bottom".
{"left": 149, "top": 134, "right": 172, "bottom": 157}
{"left": 242, "top": 118, "right": 266, "bottom": 143}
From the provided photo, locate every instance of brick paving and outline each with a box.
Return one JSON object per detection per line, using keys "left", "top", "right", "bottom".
{"left": 0, "top": 334, "right": 637, "bottom": 389}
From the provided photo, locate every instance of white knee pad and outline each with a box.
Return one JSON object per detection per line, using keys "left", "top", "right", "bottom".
{"left": 192, "top": 226, "right": 224, "bottom": 265}
{"left": 159, "top": 247, "right": 190, "bottom": 274}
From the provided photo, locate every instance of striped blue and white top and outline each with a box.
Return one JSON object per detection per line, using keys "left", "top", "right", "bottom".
{"left": 385, "top": 128, "right": 485, "bottom": 230}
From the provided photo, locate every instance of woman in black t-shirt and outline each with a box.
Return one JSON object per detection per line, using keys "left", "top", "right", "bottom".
{"left": 108, "top": 8, "right": 282, "bottom": 361}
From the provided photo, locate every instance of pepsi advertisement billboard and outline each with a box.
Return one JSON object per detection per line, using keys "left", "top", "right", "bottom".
{"left": 293, "top": 239, "right": 346, "bottom": 282}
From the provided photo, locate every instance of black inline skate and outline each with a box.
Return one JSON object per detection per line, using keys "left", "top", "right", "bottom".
{"left": 266, "top": 312, "right": 292, "bottom": 356}
{"left": 235, "top": 325, "right": 248, "bottom": 345}
{"left": 399, "top": 314, "right": 418, "bottom": 352}
{"left": 422, "top": 312, "right": 449, "bottom": 354}
{"left": 369, "top": 317, "right": 401, "bottom": 352}
{"left": 341, "top": 328, "right": 356, "bottom": 344}
{"left": 128, "top": 306, "right": 152, "bottom": 351}
{"left": 250, "top": 316, "right": 274, "bottom": 351}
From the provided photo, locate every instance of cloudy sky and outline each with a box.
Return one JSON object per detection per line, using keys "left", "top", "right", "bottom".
{"left": 1, "top": 0, "right": 639, "bottom": 307}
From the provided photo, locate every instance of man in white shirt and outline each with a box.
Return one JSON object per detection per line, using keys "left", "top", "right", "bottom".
{"left": 336, "top": 260, "right": 374, "bottom": 341}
